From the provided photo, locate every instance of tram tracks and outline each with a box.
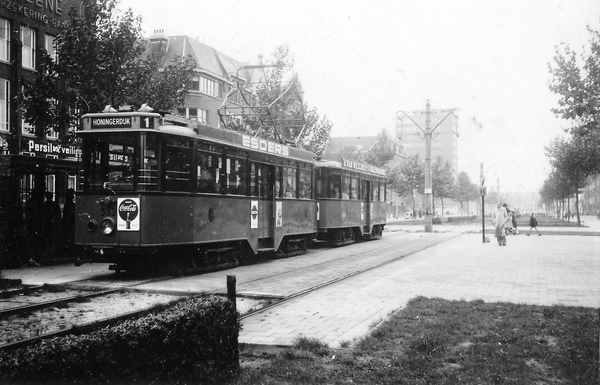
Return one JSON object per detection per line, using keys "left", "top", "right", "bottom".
{"left": 0, "top": 282, "right": 186, "bottom": 353}
{"left": 238, "top": 232, "right": 459, "bottom": 321}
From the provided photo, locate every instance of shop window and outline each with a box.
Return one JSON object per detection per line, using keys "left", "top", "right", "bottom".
{"left": 21, "top": 25, "right": 35, "bottom": 70}
{"left": 0, "top": 78, "right": 8, "bottom": 131}
{"left": 0, "top": 18, "right": 9, "bottom": 62}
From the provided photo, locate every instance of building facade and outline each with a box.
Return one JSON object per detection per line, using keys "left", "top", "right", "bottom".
{"left": 146, "top": 30, "right": 266, "bottom": 129}
{"left": 0, "top": 0, "right": 84, "bottom": 268}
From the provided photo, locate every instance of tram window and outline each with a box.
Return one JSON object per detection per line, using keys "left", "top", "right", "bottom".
{"left": 83, "top": 134, "right": 138, "bottom": 191}
{"left": 274, "top": 166, "right": 282, "bottom": 198}
{"left": 341, "top": 176, "right": 350, "bottom": 200}
{"left": 283, "top": 166, "right": 297, "bottom": 198}
{"left": 329, "top": 174, "right": 341, "bottom": 199}
{"left": 316, "top": 169, "right": 326, "bottom": 198}
{"left": 226, "top": 157, "right": 247, "bottom": 195}
{"left": 372, "top": 182, "right": 379, "bottom": 201}
{"left": 298, "top": 168, "right": 312, "bottom": 199}
{"left": 164, "top": 139, "right": 192, "bottom": 192}
{"left": 350, "top": 177, "right": 358, "bottom": 200}
{"left": 138, "top": 134, "right": 158, "bottom": 190}
{"left": 197, "top": 152, "right": 222, "bottom": 193}
{"left": 249, "top": 163, "right": 257, "bottom": 196}
{"left": 299, "top": 167, "right": 312, "bottom": 199}
{"left": 257, "top": 164, "right": 272, "bottom": 199}
{"left": 360, "top": 180, "right": 369, "bottom": 201}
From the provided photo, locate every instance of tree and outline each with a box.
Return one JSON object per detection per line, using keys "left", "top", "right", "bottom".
{"left": 545, "top": 136, "right": 590, "bottom": 224}
{"left": 221, "top": 44, "right": 332, "bottom": 157}
{"left": 336, "top": 145, "right": 366, "bottom": 163}
{"left": 365, "top": 130, "right": 397, "bottom": 168}
{"left": 454, "top": 172, "right": 478, "bottom": 216}
{"left": 388, "top": 153, "right": 424, "bottom": 217}
{"left": 548, "top": 25, "right": 600, "bottom": 176}
{"left": 19, "top": 0, "right": 195, "bottom": 140}
{"left": 431, "top": 156, "right": 455, "bottom": 217}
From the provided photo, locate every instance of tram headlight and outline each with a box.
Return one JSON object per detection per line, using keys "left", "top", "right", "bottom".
{"left": 100, "top": 218, "right": 116, "bottom": 235}
{"left": 86, "top": 220, "right": 98, "bottom": 232}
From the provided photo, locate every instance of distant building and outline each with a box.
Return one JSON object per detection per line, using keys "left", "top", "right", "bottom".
{"left": 145, "top": 30, "right": 266, "bottom": 128}
{"left": 396, "top": 110, "right": 458, "bottom": 176}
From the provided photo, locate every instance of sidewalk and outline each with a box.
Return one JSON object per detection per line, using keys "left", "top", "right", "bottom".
{"left": 385, "top": 214, "right": 600, "bottom": 236}
{"left": 239, "top": 233, "right": 599, "bottom": 350}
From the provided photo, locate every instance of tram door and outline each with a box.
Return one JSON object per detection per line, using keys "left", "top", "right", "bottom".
{"left": 257, "top": 164, "right": 275, "bottom": 247}
{"left": 362, "top": 179, "right": 371, "bottom": 231}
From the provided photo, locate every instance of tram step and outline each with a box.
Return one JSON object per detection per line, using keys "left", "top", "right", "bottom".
{"left": 257, "top": 248, "right": 276, "bottom": 252}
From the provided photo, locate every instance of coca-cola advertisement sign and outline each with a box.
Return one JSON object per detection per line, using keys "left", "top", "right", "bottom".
{"left": 117, "top": 198, "right": 140, "bottom": 231}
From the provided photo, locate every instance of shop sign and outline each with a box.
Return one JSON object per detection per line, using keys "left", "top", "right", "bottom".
{"left": 23, "top": 139, "right": 81, "bottom": 157}
{"left": 0, "top": 0, "right": 72, "bottom": 29}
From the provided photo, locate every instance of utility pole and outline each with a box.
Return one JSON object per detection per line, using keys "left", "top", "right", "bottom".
{"left": 424, "top": 101, "right": 433, "bottom": 232}
{"left": 397, "top": 101, "right": 459, "bottom": 233}
{"left": 481, "top": 162, "right": 486, "bottom": 243}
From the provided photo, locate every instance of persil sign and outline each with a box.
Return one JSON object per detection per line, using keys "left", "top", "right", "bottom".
{"left": 242, "top": 135, "right": 289, "bottom": 156}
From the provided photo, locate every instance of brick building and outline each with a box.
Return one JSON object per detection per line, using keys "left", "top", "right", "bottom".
{"left": 0, "top": 0, "right": 84, "bottom": 267}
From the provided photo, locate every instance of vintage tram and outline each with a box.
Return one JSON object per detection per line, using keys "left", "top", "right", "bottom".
{"left": 315, "top": 159, "right": 387, "bottom": 245}
{"left": 74, "top": 106, "right": 316, "bottom": 272}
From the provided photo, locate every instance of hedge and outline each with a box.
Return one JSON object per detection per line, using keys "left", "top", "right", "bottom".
{"left": 0, "top": 295, "right": 240, "bottom": 383}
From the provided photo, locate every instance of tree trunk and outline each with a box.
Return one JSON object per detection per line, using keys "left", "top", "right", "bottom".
{"left": 575, "top": 193, "right": 581, "bottom": 225}
{"left": 441, "top": 198, "right": 445, "bottom": 217}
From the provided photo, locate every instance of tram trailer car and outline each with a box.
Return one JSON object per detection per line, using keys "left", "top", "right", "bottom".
{"left": 315, "top": 160, "right": 386, "bottom": 246}
{"left": 75, "top": 107, "right": 316, "bottom": 272}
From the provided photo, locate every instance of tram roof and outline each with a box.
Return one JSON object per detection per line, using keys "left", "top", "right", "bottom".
{"left": 79, "top": 112, "right": 314, "bottom": 163}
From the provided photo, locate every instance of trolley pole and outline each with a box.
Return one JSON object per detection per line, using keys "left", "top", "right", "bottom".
{"left": 424, "top": 101, "right": 433, "bottom": 233}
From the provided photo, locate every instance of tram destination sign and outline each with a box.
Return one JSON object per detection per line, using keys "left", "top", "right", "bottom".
{"left": 90, "top": 117, "right": 132, "bottom": 129}
{"left": 341, "top": 158, "right": 386, "bottom": 176}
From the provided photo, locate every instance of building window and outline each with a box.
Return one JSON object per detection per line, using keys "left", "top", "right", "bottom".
{"left": 21, "top": 25, "right": 36, "bottom": 69}
{"left": 0, "top": 18, "right": 9, "bottom": 62}
{"left": 191, "top": 75, "right": 221, "bottom": 98}
{"left": 45, "top": 34, "right": 57, "bottom": 62}
{"left": 21, "top": 87, "right": 35, "bottom": 135}
{"left": 178, "top": 107, "right": 208, "bottom": 124}
{"left": 0, "top": 79, "right": 8, "bottom": 131}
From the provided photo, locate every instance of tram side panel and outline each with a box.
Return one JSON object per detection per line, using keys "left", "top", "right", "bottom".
{"left": 274, "top": 199, "right": 317, "bottom": 247}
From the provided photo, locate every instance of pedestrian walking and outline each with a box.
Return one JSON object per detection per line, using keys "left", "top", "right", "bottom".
{"left": 526, "top": 213, "right": 542, "bottom": 236}
{"left": 492, "top": 201, "right": 508, "bottom": 246}
{"left": 511, "top": 211, "right": 518, "bottom": 235}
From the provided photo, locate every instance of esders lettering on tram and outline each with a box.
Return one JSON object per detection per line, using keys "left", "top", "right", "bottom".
{"left": 242, "top": 135, "right": 289, "bottom": 156}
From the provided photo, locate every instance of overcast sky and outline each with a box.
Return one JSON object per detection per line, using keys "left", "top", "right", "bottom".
{"left": 118, "top": 0, "right": 600, "bottom": 193}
